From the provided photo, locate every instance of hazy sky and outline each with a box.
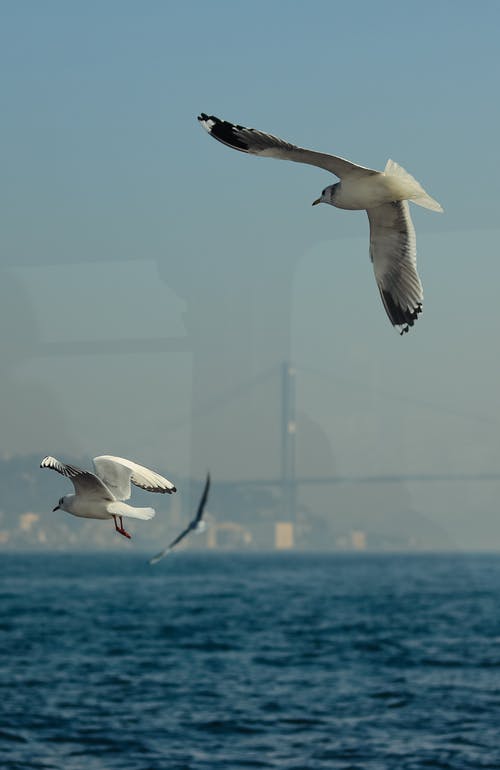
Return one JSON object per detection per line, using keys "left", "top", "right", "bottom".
{"left": 1, "top": 1, "right": 500, "bottom": 546}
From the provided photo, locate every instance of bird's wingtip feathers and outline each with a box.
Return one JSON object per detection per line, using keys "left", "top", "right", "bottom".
{"left": 198, "top": 113, "right": 213, "bottom": 131}
{"left": 148, "top": 550, "right": 170, "bottom": 565}
{"left": 197, "top": 113, "right": 251, "bottom": 152}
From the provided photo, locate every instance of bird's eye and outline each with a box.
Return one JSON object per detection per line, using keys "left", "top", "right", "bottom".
{"left": 322, "top": 189, "right": 326, "bottom": 196}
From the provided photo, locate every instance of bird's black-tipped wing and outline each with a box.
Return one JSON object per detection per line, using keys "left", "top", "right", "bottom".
{"left": 92, "top": 455, "right": 176, "bottom": 500}
{"left": 193, "top": 473, "right": 210, "bottom": 524}
{"left": 40, "top": 456, "right": 113, "bottom": 499}
{"left": 198, "top": 114, "right": 376, "bottom": 179}
{"left": 149, "top": 473, "right": 211, "bottom": 564}
{"left": 367, "top": 201, "right": 423, "bottom": 335}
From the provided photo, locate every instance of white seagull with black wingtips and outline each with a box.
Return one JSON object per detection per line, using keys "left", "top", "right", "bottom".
{"left": 198, "top": 113, "right": 443, "bottom": 335}
{"left": 40, "top": 455, "right": 177, "bottom": 539}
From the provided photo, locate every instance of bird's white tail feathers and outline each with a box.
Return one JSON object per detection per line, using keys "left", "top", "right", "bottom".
{"left": 108, "top": 502, "right": 156, "bottom": 520}
{"left": 385, "top": 159, "right": 443, "bottom": 212}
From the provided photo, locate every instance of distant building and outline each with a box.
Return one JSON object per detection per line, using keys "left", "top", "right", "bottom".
{"left": 350, "top": 530, "right": 367, "bottom": 550}
{"left": 335, "top": 530, "right": 368, "bottom": 551}
{"left": 207, "top": 522, "right": 252, "bottom": 549}
{"left": 275, "top": 521, "right": 294, "bottom": 550}
{"left": 19, "top": 512, "right": 39, "bottom": 532}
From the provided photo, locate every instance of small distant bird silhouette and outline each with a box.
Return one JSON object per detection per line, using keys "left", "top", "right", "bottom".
{"left": 149, "top": 473, "right": 210, "bottom": 563}
{"left": 198, "top": 113, "right": 443, "bottom": 335}
{"left": 40, "top": 455, "right": 176, "bottom": 539}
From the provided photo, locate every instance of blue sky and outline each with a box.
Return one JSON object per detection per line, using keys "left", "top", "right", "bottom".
{"left": 1, "top": 1, "right": 500, "bottom": 546}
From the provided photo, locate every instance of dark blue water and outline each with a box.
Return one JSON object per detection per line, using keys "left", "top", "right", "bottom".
{"left": 1, "top": 552, "right": 500, "bottom": 769}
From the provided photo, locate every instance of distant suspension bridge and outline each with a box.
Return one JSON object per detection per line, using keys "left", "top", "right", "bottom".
{"left": 180, "top": 361, "right": 500, "bottom": 520}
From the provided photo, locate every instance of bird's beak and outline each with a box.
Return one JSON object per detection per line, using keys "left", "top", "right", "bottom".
{"left": 312, "top": 198, "right": 321, "bottom": 206}
{"left": 53, "top": 505, "right": 60, "bottom": 512}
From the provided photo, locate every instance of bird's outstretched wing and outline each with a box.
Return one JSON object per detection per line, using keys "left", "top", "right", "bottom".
{"left": 198, "top": 114, "right": 377, "bottom": 179}
{"left": 367, "top": 201, "right": 423, "bottom": 334}
{"left": 149, "top": 474, "right": 210, "bottom": 565}
{"left": 149, "top": 525, "right": 192, "bottom": 564}
{"left": 193, "top": 473, "right": 210, "bottom": 524}
{"left": 93, "top": 456, "right": 176, "bottom": 500}
{"left": 40, "top": 456, "right": 113, "bottom": 499}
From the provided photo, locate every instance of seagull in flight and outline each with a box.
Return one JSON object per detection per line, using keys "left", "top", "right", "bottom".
{"left": 198, "top": 113, "right": 443, "bottom": 335}
{"left": 41, "top": 455, "right": 177, "bottom": 539}
{"left": 149, "top": 473, "right": 210, "bottom": 564}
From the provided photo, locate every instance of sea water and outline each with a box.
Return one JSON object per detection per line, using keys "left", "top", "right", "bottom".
{"left": 1, "top": 552, "right": 499, "bottom": 769}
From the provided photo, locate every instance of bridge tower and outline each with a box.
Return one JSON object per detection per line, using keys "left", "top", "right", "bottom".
{"left": 281, "top": 361, "right": 296, "bottom": 521}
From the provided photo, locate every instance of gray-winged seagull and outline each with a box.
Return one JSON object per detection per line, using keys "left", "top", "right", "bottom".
{"left": 41, "top": 455, "right": 177, "bottom": 538}
{"left": 198, "top": 113, "right": 443, "bottom": 335}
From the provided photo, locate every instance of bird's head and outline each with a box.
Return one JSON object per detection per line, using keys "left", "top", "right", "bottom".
{"left": 53, "top": 496, "right": 65, "bottom": 512}
{"left": 312, "top": 183, "right": 339, "bottom": 207}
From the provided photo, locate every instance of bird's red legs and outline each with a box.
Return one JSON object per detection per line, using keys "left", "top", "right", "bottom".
{"left": 113, "top": 515, "right": 131, "bottom": 539}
